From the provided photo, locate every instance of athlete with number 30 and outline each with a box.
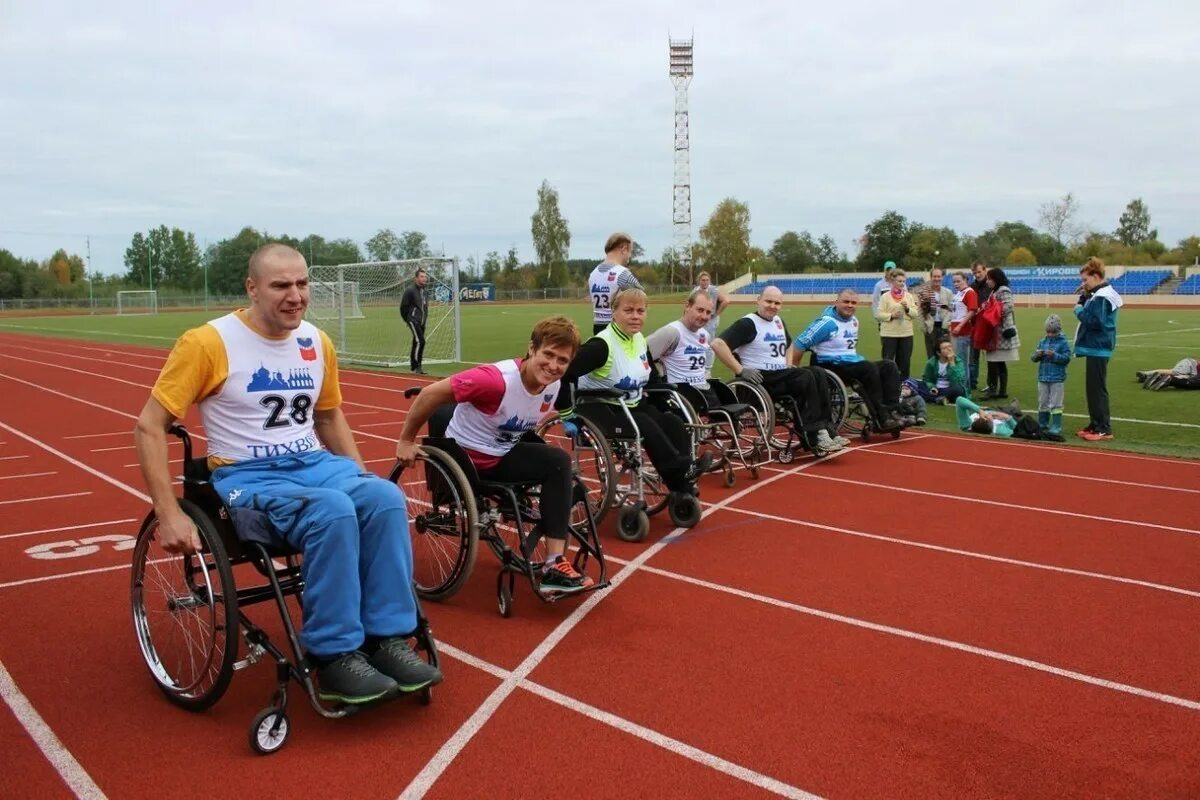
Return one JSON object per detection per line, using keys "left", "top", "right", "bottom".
{"left": 133, "top": 243, "right": 441, "bottom": 706}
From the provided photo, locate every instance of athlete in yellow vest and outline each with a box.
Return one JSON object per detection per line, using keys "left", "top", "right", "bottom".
{"left": 133, "top": 243, "right": 441, "bottom": 705}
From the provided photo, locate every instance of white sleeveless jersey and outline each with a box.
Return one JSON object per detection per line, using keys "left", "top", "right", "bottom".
{"left": 736, "top": 313, "right": 789, "bottom": 371}
{"left": 951, "top": 287, "right": 971, "bottom": 324}
{"left": 200, "top": 314, "right": 326, "bottom": 463}
{"left": 658, "top": 320, "right": 710, "bottom": 385}
{"left": 578, "top": 327, "right": 651, "bottom": 402}
{"left": 447, "top": 359, "right": 558, "bottom": 458}
{"left": 588, "top": 262, "right": 630, "bottom": 324}
{"left": 812, "top": 313, "right": 859, "bottom": 362}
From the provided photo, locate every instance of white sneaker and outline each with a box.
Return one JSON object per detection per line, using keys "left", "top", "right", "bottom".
{"left": 831, "top": 434, "right": 851, "bottom": 448}
{"left": 815, "top": 429, "right": 845, "bottom": 452}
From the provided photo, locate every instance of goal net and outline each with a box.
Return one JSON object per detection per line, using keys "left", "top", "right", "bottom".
{"left": 307, "top": 257, "right": 461, "bottom": 367}
{"left": 308, "top": 280, "right": 365, "bottom": 320}
{"left": 116, "top": 290, "right": 158, "bottom": 315}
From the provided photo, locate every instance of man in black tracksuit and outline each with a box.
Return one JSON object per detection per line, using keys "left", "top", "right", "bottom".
{"left": 400, "top": 269, "right": 429, "bottom": 374}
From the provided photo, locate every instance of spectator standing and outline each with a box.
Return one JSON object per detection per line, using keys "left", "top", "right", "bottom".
{"left": 400, "top": 268, "right": 430, "bottom": 374}
{"left": 694, "top": 271, "right": 729, "bottom": 374}
{"left": 871, "top": 260, "right": 896, "bottom": 327}
{"left": 875, "top": 268, "right": 921, "bottom": 378}
{"left": 915, "top": 267, "right": 954, "bottom": 360}
{"left": 1073, "top": 257, "right": 1124, "bottom": 441}
{"left": 982, "top": 268, "right": 1019, "bottom": 399}
{"left": 968, "top": 261, "right": 992, "bottom": 393}
{"left": 949, "top": 271, "right": 979, "bottom": 391}
{"left": 1030, "top": 314, "right": 1072, "bottom": 435}
{"left": 587, "top": 232, "right": 643, "bottom": 335}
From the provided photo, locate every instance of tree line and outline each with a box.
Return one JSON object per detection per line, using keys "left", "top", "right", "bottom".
{"left": 3, "top": 189, "right": 1197, "bottom": 300}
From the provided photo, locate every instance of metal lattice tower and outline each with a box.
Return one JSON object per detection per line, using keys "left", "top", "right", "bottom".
{"left": 669, "top": 37, "right": 694, "bottom": 284}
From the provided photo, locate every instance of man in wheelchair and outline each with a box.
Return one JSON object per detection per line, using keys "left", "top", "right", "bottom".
{"left": 557, "top": 287, "right": 712, "bottom": 504}
{"left": 133, "top": 243, "right": 441, "bottom": 706}
{"left": 394, "top": 315, "right": 594, "bottom": 593}
{"left": 711, "top": 286, "right": 847, "bottom": 456}
{"left": 787, "top": 288, "right": 904, "bottom": 431}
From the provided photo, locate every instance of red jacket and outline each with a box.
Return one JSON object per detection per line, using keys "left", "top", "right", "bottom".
{"left": 973, "top": 295, "right": 1001, "bottom": 351}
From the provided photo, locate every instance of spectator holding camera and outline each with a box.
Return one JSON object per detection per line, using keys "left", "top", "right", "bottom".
{"left": 915, "top": 267, "right": 954, "bottom": 361}
{"left": 1030, "top": 314, "right": 1072, "bottom": 435}
{"left": 981, "top": 268, "right": 1020, "bottom": 399}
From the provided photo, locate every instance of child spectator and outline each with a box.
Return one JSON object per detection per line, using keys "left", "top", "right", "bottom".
{"left": 898, "top": 378, "right": 927, "bottom": 426}
{"left": 954, "top": 395, "right": 1017, "bottom": 438}
{"left": 917, "top": 339, "right": 968, "bottom": 405}
{"left": 1030, "top": 314, "right": 1072, "bottom": 435}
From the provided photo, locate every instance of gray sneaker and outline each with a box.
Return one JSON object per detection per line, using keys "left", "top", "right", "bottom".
{"left": 815, "top": 429, "right": 844, "bottom": 452}
{"left": 318, "top": 651, "right": 400, "bottom": 704}
{"left": 369, "top": 637, "right": 443, "bottom": 692}
{"left": 831, "top": 434, "right": 851, "bottom": 448}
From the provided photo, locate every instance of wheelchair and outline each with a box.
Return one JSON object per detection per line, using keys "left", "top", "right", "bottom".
{"left": 388, "top": 431, "right": 609, "bottom": 618}
{"left": 537, "top": 389, "right": 704, "bottom": 544}
{"left": 642, "top": 379, "right": 772, "bottom": 486}
{"left": 811, "top": 360, "right": 902, "bottom": 442}
{"left": 725, "top": 378, "right": 817, "bottom": 464}
{"left": 130, "top": 425, "right": 439, "bottom": 756}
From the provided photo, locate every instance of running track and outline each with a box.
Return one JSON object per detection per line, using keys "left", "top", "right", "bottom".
{"left": 0, "top": 332, "right": 1197, "bottom": 799}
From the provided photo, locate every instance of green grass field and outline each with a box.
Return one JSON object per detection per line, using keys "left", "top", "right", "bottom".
{"left": 2, "top": 300, "right": 1198, "bottom": 458}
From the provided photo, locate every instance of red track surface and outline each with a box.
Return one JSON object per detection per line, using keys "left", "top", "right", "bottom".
{"left": 0, "top": 332, "right": 1197, "bottom": 799}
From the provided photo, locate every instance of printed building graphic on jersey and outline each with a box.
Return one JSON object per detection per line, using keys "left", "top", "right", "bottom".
{"left": 495, "top": 413, "right": 538, "bottom": 445}
{"left": 247, "top": 365, "right": 315, "bottom": 392}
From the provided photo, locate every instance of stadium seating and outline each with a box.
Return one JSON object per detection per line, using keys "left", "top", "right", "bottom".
{"left": 735, "top": 269, "right": 1176, "bottom": 296}
{"left": 1174, "top": 275, "right": 1200, "bottom": 295}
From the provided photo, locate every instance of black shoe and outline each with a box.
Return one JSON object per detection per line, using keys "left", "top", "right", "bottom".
{"left": 317, "top": 651, "right": 400, "bottom": 704}
{"left": 412, "top": 367, "right": 427, "bottom": 375}
{"left": 540, "top": 555, "right": 591, "bottom": 594}
{"left": 369, "top": 637, "right": 443, "bottom": 692}
{"left": 684, "top": 452, "right": 714, "bottom": 482}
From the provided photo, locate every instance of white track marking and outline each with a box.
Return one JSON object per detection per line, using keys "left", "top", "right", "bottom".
{"left": 793, "top": 472, "right": 1200, "bottom": 536}
{"left": 0, "top": 471, "right": 56, "bottom": 481}
{"left": 855, "top": 449, "right": 1200, "bottom": 494}
{"left": 0, "top": 323, "right": 174, "bottom": 341}
{"left": 0, "top": 422, "right": 150, "bottom": 504}
{"left": 1060, "top": 413, "right": 1200, "bottom": 429}
{"left": 0, "top": 561, "right": 139, "bottom": 590}
{"left": 913, "top": 428, "right": 1200, "bottom": 466}
{"left": 64, "top": 431, "right": 137, "bottom": 440}
{"left": 397, "top": 438, "right": 903, "bottom": 800}
{"left": 3, "top": 353, "right": 154, "bottom": 390}
{"left": 0, "top": 491, "right": 90, "bottom": 506}
{"left": 707, "top": 504, "right": 1200, "bottom": 598}
{"left": 0, "top": 519, "right": 137, "bottom": 543}
{"left": 0, "top": 660, "right": 107, "bottom": 799}
{"left": 0, "top": 455, "right": 29, "bottom": 461}
{"left": 436, "top": 643, "right": 822, "bottom": 800}
{"left": 1118, "top": 326, "right": 1200, "bottom": 338}
{"left": 611, "top": 560, "right": 1200, "bottom": 712}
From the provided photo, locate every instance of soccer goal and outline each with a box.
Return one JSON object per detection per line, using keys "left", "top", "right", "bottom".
{"left": 308, "top": 257, "right": 461, "bottom": 367}
{"left": 116, "top": 290, "right": 158, "bottom": 315}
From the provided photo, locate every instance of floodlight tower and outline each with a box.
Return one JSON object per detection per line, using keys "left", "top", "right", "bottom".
{"left": 669, "top": 37, "right": 694, "bottom": 284}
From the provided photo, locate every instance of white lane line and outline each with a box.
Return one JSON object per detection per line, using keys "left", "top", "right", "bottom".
{"left": 0, "top": 422, "right": 150, "bottom": 504}
{"left": 709, "top": 504, "right": 1200, "bottom": 599}
{"left": 795, "top": 472, "right": 1200, "bottom": 537}
{"left": 0, "top": 519, "right": 138, "bottom": 543}
{"left": 437, "top": 643, "right": 822, "bottom": 800}
{"left": 0, "top": 323, "right": 174, "bottom": 342}
{"left": 0, "top": 471, "right": 56, "bottom": 481}
{"left": 913, "top": 428, "right": 1200, "bottom": 467}
{"left": 396, "top": 436, "right": 912, "bottom": 800}
{"left": 855, "top": 449, "right": 1200, "bottom": 495}
{"left": 1059, "top": 413, "right": 1200, "bottom": 429}
{"left": 0, "top": 455, "right": 29, "bottom": 462}
{"left": 0, "top": 561, "right": 137, "bottom": 590}
{"left": 0, "top": 660, "right": 107, "bottom": 799}
{"left": 64, "top": 431, "right": 135, "bottom": 440}
{"left": 1119, "top": 326, "right": 1200, "bottom": 339}
{"left": 0, "top": 492, "right": 90, "bottom": 507}
{"left": 602, "top": 555, "right": 1200, "bottom": 713}
{"left": 3, "top": 353, "right": 153, "bottom": 390}
{"left": 358, "top": 420, "right": 405, "bottom": 429}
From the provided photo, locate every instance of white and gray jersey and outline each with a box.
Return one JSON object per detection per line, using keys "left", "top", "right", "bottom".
{"left": 588, "top": 262, "right": 642, "bottom": 324}
{"left": 646, "top": 320, "right": 711, "bottom": 386}
{"left": 726, "top": 313, "right": 790, "bottom": 371}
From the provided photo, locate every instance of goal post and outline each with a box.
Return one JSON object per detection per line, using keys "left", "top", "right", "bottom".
{"left": 307, "top": 257, "right": 461, "bottom": 367}
{"left": 116, "top": 290, "right": 158, "bottom": 315}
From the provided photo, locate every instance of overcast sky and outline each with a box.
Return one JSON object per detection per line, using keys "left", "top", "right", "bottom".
{"left": 2, "top": 0, "right": 1198, "bottom": 275}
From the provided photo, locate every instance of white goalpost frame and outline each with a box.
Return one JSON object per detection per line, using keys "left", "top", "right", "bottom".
{"left": 307, "top": 257, "right": 461, "bottom": 368}
{"left": 116, "top": 289, "right": 158, "bottom": 315}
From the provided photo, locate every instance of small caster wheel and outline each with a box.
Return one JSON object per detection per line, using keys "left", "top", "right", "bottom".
{"left": 667, "top": 492, "right": 702, "bottom": 528}
{"left": 891, "top": 428, "right": 902, "bottom": 439}
{"left": 249, "top": 708, "right": 289, "bottom": 755}
{"left": 722, "top": 469, "right": 735, "bottom": 488}
{"left": 616, "top": 505, "right": 649, "bottom": 542}
{"left": 777, "top": 446, "right": 795, "bottom": 464}
{"left": 420, "top": 686, "right": 433, "bottom": 706}
{"left": 749, "top": 466, "right": 760, "bottom": 479}
{"left": 498, "top": 583, "right": 513, "bottom": 618}
{"left": 860, "top": 428, "right": 871, "bottom": 442}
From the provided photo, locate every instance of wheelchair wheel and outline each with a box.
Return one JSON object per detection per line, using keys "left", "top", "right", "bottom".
{"left": 667, "top": 492, "right": 702, "bottom": 528}
{"left": 249, "top": 707, "right": 289, "bottom": 755}
{"left": 821, "top": 369, "right": 851, "bottom": 432}
{"left": 390, "top": 448, "right": 479, "bottom": 601}
{"left": 131, "top": 498, "right": 238, "bottom": 712}
{"left": 616, "top": 505, "right": 650, "bottom": 543}
{"left": 777, "top": 446, "right": 796, "bottom": 464}
{"left": 536, "top": 415, "right": 616, "bottom": 529}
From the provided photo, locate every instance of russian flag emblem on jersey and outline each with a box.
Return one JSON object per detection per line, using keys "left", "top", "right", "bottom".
{"left": 540, "top": 393, "right": 553, "bottom": 413}
{"left": 774, "top": 319, "right": 783, "bottom": 329}
{"left": 296, "top": 336, "right": 317, "bottom": 361}
{"left": 607, "top": 271, "right": 617, "bottom": 281}
{"left": 698, "top": 332, "right": 706, "bottom": 344}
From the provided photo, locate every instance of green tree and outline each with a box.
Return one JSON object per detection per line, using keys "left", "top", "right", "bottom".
{"left": 856, "top": 210, "right": 910, "bottom": 271}
{"left": 398, "top": 230, "right": 431, "bottom": 260}
{"left": 530, "top": 179, "right": 571, "bottom": 286}
{"left": 504, "top": 246, "right": 520, "bottom": 273}
{"left": 814, "top": 235, "right": 843, "bottom": 270}
{"left": 205, "top": 227, "right": 267, "bottom": 294}
{"left": 768, "top": 231, "right": 816, "bottom": 273}
{"left": 1115, "top": 198, "right": 1153, "bottom": 246}
{"left": 0, "top": 249, "right": 34, "bottom": 297}
{"left": 482, "top": 250, "right": 502, "bottom": 282}
{"left": 365, "top": 228, "right": 400, "bottom": 261}
{"left": 699, "top": 197, "right": 752, "bottom": 279}
{"left": 299, "top": 235, "right": 362, "bottom": 265}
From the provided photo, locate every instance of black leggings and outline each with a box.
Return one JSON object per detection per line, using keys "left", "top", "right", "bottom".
{"left": 824, "top": 360, "right": 902, "bottom": 421}
{"left": 881, "top": 336, "right": 914, "bottom": 379}
{"left": 761, "top": 367, "right": 830, "bottom": 433}
{"left": 428, "top": 405, "right": 573, "bottom": 539}
{"left": 629, "top": 403, "right": 693, "bottom": 492}
{"left": 985, "top": 361, "right": 1009, "bottom": 395}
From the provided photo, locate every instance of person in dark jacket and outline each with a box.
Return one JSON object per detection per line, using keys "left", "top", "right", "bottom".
{"left": 968, "top": 261, "right": 992, "bottom": 393}
{"left": 1073, "top": 257, "right": 1123, "bottom": 441}
{"left": 1030, "top": 314, "right": 1072, "bottom": 435}
{"left": 400, "top": 269, "right": 430, "bottom": 374}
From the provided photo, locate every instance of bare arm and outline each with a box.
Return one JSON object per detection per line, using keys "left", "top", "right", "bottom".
{"left": 314, "top": 407, "right": 365, "bottom": 470}
{"left": 710, "top": 338, "right": 744, "bottom": 375}
{"left": 786, "top": 344, "right": 806, "bottom": 367}
{"left": 394, "top": 379, "right": 456, "bottom": 467}
{"left": 716, "top": 290, "right": 731, "bottom": 316}
{"left": 133, "top": 397, "right": 200, "bottom": 554}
